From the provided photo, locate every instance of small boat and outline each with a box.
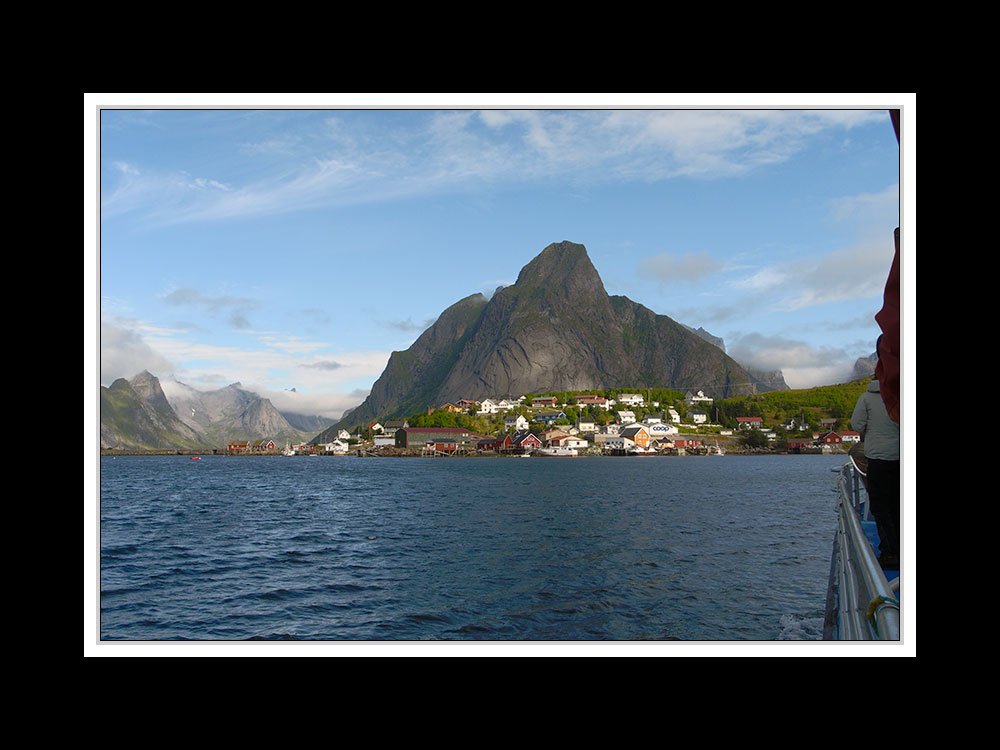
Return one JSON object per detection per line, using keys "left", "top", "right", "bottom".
{"left": 537, "top": 446, "right": 578, "bottom": 457}
{"left": 189, "top": 456, "right": 201, "bottom": 460}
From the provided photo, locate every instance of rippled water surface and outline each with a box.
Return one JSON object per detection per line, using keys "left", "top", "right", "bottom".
{"left": 99, "top": 454, "right": 845, "bottom": 641}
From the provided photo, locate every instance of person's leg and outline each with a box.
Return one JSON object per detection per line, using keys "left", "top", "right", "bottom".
{"left": 865, "top": 458, "right": 900, "bottom": 567}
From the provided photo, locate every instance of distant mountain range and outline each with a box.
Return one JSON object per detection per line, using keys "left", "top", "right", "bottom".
{"left": 682, "top": 324, "right": 788, "bottom": 393}
{"left": 100, "top": 371, "right": 333, "bottom": 450}
{"left": 321, "top": 241, "right": 787, "bottom": 437}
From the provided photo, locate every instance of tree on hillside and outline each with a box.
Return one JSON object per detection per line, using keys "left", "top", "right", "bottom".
{"left": 740, "top": 427, "right": 769, "bottom": 449}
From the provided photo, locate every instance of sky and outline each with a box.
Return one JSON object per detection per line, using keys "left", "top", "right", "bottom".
{"left": 89, "top": 94, "right": 913, "bottom": 421}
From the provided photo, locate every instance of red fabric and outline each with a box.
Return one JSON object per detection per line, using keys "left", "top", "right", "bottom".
{"left": 874, "top": 228, "right": 900, "bottom": 424}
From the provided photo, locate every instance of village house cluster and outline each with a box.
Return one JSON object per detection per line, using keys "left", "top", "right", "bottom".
{"left": 227, "top": 436, "right": 350, "bottom": 456}
{"left": 366, "top": 391, "right": 727, "bottom": 456}
{"left": 226, "top": 389, "right": 858, "bottom": 456}
{"left": 732, "top": 416, "right": 859, "bottom": 448}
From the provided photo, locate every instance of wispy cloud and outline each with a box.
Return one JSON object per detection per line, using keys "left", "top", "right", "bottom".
{"left": 100, "top": 316, "right": 390, "bottom": 419}
{"left": 101, "top": 109, "right": 887, "bottom": 227}
{"left": 382, "top": 316, "right": 436, "bottom": 333}
{"left": 639, "top": 251, "right": 723, "bottom": 284}
{"left": 161, "top": 287, "right": 257, "bottom": 329}
{"left": 300, "top": 360, "right": 343, "bottom": 370}
{"left": 726, "top": 332, "right": 859, "bottom": 389}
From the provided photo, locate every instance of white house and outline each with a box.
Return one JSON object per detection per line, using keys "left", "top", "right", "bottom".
{"left": 617, "top": 393, "right": 644, "bottom": 406}
{"left": 477, "top": 399, "right": 499, "bottom": 414}
{"left": 668, "top": 408, "right": 681, "bottom": 423}
{"left": 642, "top": 414, "right": 663, "bottom": 425}
{"left": 321, "top": 439, "right": 350, "bottom": 454}
{"left": 617, "top": 410, "right": 636, "bottom": 424}
{"left": 504, "top": 413, "right": 529, "bottom": 431}
{"left": 604, "top": 435, "right": 635, "bottom": 450}
{"left": 382, "top": 420, "right": 409, "bottom": 436}
{"left": 685, "top": 390, "right": 714, "bottom": 405}
{"left": 648, "top": 423, "right": 679, "bottom": 437}
{"left": 497, "top": 399, "right": 519, "bottom": 411}
{"left": 691, "top": 410, "right": 707, "bottom": 425}
{"left": 549, "top": 434, "right": 589, "bottom": 450}
{"left": 337, "top": 429, "right": 351, "bottom": 440}
{"left": 576, "top": 418, "right": 596, "bottom": 433}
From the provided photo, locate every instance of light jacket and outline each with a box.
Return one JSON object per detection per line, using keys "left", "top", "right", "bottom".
{"left": 851, "top": 379, "right": 899, "bottom": 461}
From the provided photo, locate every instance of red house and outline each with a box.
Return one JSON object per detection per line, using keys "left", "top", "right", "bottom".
{"left": 818, "top": 432, "right": 842, "bottom": 445}
{"left": 532, "top": 397, "right": 558, "bottom": 407}
{"left": 512, "top": 430, "right": 543, "bottom": 451}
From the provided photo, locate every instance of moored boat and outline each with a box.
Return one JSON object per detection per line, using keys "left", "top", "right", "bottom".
{"left": 537, "top": 446, "right": 578, "bottom": 457}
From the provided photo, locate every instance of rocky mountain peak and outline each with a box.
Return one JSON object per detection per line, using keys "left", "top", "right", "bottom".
{"left": 513, "top": 240, "right": 607, "bottom": 301}
{"left": 324, "top": 240, "right": 760, "bottom": 434}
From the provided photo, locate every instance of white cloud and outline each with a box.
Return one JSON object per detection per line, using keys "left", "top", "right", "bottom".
{"left": 114, "top": 161, "right": 140, "bottom": 175}
{"left": 102, "top": 109, "right": 889, "bottom": 226}
{"left": 600, "top": 109, "right": 885, "bottom": 179}
{"left": 100, "top": 322, "right": 175, "bottom": 384}
{"left": 726, "top": 332, "right": 858, "bottom": 389}
{"left": 771, "top": 239, "right": 894, "bottom": 311}
{"left": 731, "top": 266, "right": 788, "bottom": 293}
{"left": 161, "top": 287, "right": 257, "bottom": 330}
{"left": 639, "top": 251, "right": 723, "bottom": 284}
{"left": 100, "top": 315, "right": 390, "bottom": 418}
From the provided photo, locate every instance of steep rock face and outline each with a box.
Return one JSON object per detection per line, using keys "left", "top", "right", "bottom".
{"left": 327, "top": 241, "right": 760, "bottom": 433}
{"left": 852, "top": 352, "right": 877, "bottom": 380}
{"left": 164, "top": 381, "right": 311, "bottom": 446}
{"left": 100, "top": 372, "right": 207, "bottom": 450}
{"left": 746, "top": 368, "right": 790, "bottom": 392}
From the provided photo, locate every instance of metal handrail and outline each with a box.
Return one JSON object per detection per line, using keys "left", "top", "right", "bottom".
{"left": 834, "top": 462, "right": 900, "bottom": 640}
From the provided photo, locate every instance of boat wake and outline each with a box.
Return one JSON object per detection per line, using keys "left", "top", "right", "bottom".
{"left": 777, "top": 613, "right": 824, "bottom": 640}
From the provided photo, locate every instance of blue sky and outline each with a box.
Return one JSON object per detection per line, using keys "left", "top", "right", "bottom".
{"left": 90, "top": 95, "right": 912, "bottom": 420}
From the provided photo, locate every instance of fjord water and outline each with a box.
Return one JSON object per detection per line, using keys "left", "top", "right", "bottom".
{"left": 99, "top": 454, "right": 844, "bottom": 641}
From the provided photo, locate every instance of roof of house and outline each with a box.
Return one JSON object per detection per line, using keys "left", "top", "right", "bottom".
{"left": 402, "top": 427, "right": 471, "bottom": 434}
{"left": 512, "top": 430, "right": 541, "bottom": 443}
{"left": 620, "top": 425, "right": 650, "bottom": 438}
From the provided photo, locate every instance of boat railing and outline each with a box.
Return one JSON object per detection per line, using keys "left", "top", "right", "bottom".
{"left": 833, "top": 461, "right": 900, "bottom": 641}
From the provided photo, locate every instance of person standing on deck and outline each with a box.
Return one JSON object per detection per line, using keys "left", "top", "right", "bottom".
{"left": 851, "top": 337, "right": 900, "bottom": 570}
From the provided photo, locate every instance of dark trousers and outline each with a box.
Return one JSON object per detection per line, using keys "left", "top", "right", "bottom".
{"left": 866, "top": 458, "right": 900, "bottom": 561}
